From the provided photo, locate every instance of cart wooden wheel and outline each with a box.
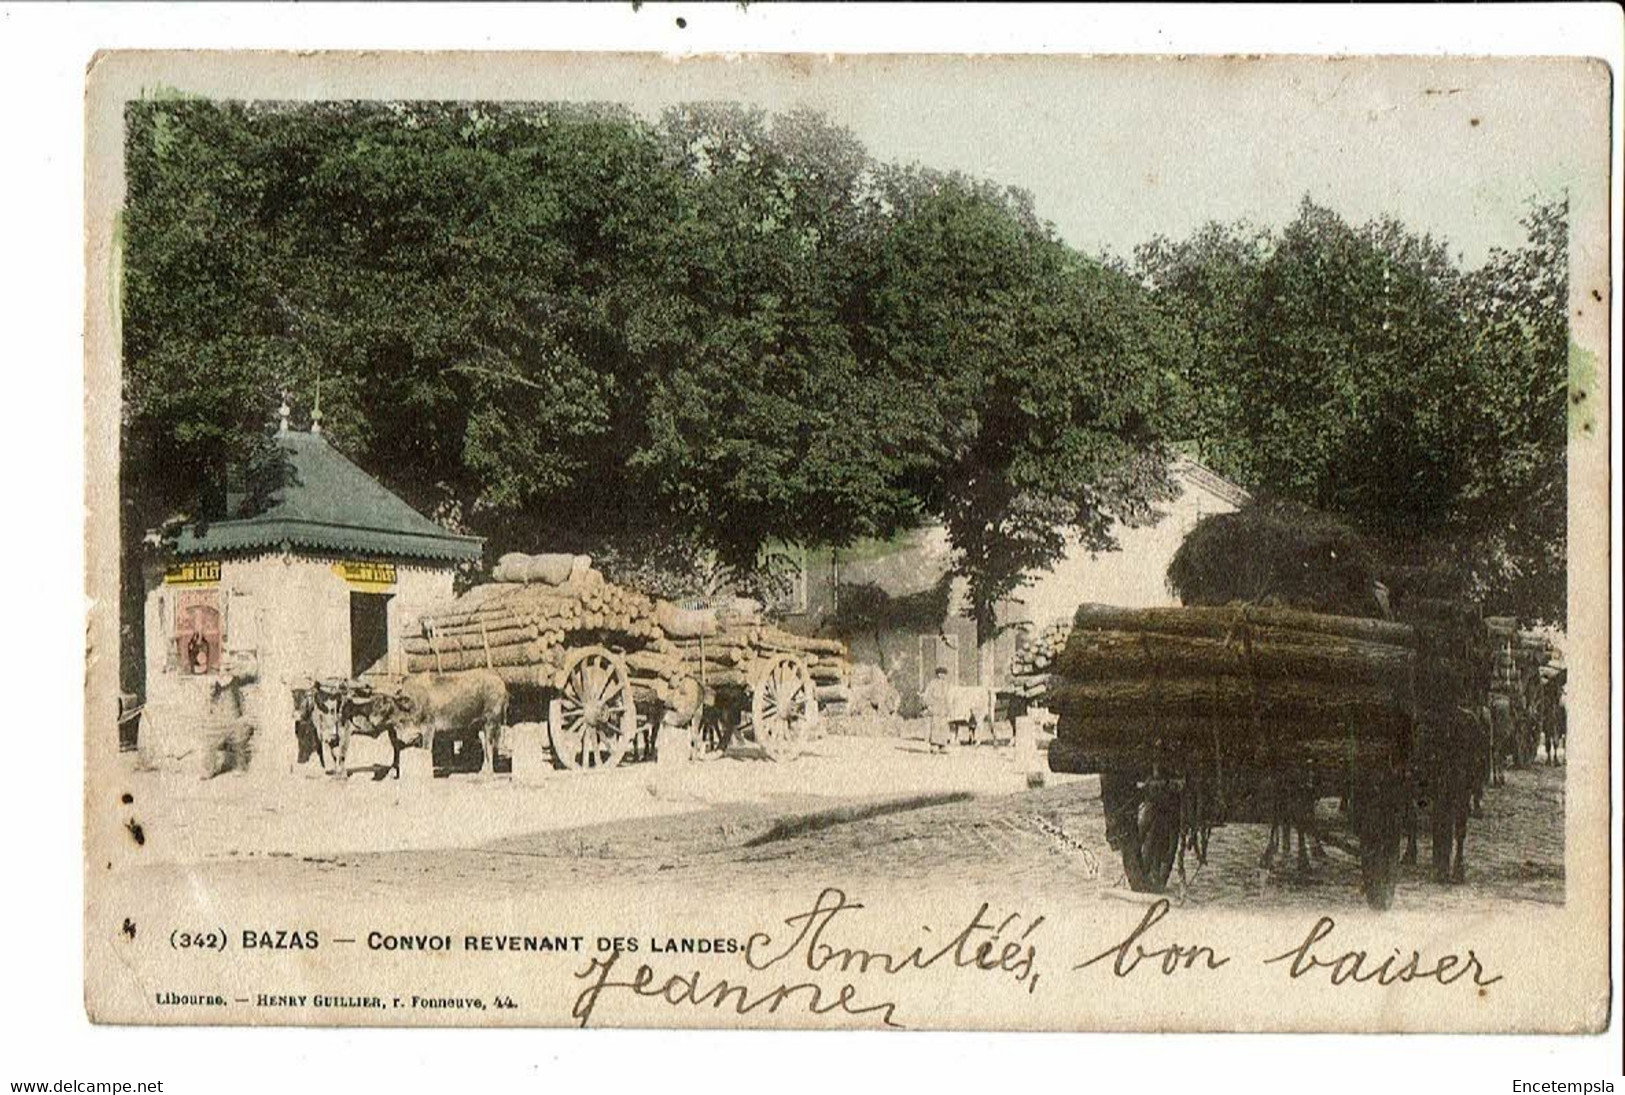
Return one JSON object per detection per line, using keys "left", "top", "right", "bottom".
{"left": 1102, "top": 772, "right": 1182, "bottom": 893}
{"left": 751, "top": 654, "right": 816, "bottom": 762}
{"left": 549, "top": 647, "right": 637, "bottom": 771}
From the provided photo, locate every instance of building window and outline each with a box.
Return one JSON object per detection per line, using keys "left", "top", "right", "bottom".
{"left": 173, "top": 590, "right": 224, "bottom": 675}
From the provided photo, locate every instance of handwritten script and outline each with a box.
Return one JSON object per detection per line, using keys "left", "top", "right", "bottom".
{"left": 571, "top": 887, "right": 1042, "bottom": 1027}
{"left": 569, "top": 888, "right": 1501, "bottom": 1027}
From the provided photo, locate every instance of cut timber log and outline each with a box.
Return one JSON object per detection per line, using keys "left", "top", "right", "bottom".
{"left": 1071, "top": 604, "right": 1414, "bottom": 647}
{"left": 491, "top": 665, "right": 552, "bottom": 688}
{"left": 624, "top": 652, "right": 738, "bottom": 681}
{"left": 403, "top": 629, "right": 542, "bottom": 656}
{"left": 753, "top": 635, "right": 847, "bottom": 656}
{"left": 1048, "top": 732, "right": 1401, "bottom": 776}
{"left": 405, "top": 642, "right": 561, "bottom": 673}
{"left": 1047, "top": 676, "right": 1408, "bottom": 727}
{"left": 654, "top": 646, "right": 745, "bottom": 667}
{"left": 1005, "top": 674, "right": 1053, "bottom": 699}
{"left": 1054, "top": 629, "right": 1413, "bottom": 688}
{"left": 425, "top": 615, "right": 535, "bottom": 638}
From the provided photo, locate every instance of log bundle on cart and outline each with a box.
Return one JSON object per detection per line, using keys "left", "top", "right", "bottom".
{"left": 1005, "top": 621, "right": 1071, "bottom": 706}
{"left": 404, "top": 560, "right": 659, "bottom": 681}
{"left": 1045, "top": 603, "right": 1418, "bottom": 909}
{"left": 404, "top": 553, "right": 852, "bottom": 768}
{"left": 1483, "top": 615, "right": 1565, "bottom": 768}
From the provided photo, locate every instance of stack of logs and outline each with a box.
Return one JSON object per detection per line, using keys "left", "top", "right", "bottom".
{"left": 403, "top": 565, "right": 660, "bottom": 686}
{"left": 625, "top": 629, "right": 851, "bottom": 710}
{"left": 1485, "top": 616, "right": 1559, "bottom": 691}
{"left": 1008, "top": 620, "right": 1073, "bottom": 702}
{"left": 1048, "top": 604, "right": 1417, "bottom": 774}
{"left": 404, "top": 553, "right": 852, "bottom": 710}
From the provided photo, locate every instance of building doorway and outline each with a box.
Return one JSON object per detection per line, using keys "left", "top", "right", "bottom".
{"left": 918, "top": 633, "right": 960, "bottom": 690}
{"left": 350, "top": 592, "right": 392, "bottom": 677}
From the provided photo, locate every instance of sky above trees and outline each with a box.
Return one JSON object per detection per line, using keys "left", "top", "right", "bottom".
{"left": 468, "top": 55, "right": 1605, "bottom": 268}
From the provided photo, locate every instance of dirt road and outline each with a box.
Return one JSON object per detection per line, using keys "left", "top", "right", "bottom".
{"left": 117, "top": 735, "right": 1564, "bottom": 912}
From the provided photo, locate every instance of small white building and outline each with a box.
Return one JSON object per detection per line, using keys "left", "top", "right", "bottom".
{"left": 1016, "top": 456, "right": 1252, "bottom": 624}
{"left": 139, "top": 419, "right": 483, "bottom": 773}
{"left": 782, "top": 455, "right": 1251, "bottom": 713}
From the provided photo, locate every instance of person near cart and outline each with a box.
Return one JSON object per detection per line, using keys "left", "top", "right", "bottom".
{"left": 921, "top": 665, "right": 953, "bottom": 754}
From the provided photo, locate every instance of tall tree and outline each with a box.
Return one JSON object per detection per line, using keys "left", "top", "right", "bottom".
{"left": 1451, "top": 198, "right": 1570, "bottom": 623}
{"left": 1137, "top": 197, "right": 1570, "bottom": 624}
{"left": 860, "top": 170, "right": 1179, "bottom": 672}
{"left": 121, "top": 99, "right": 1182, "bottom": 685}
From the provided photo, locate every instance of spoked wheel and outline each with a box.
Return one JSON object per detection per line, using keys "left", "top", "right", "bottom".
{"left": 549, "top": 648, "right": 637, "bottom": 771}
{"left": 1101, "top": 771, "right": 1182, "bottom": 893}
{"left": 750, "top": 655, "right": 817, "bottom": 762}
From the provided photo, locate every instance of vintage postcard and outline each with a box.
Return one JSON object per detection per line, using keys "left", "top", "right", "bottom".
{"left": 84, "top": 50, "right": 1611, "bottom": 1032}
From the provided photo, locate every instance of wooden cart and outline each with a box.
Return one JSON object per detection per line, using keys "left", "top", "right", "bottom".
{"left": 407, "top": 561, "right": 839, "bottom": 772}
{"left": 1044, "top": 604, "right": 1418, "bottom": 910}
{"left": 544, "top": 643, "right": 820, "bottom": 769}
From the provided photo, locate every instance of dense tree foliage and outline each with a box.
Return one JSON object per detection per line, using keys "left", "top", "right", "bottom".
{"left": 1138, "top": 198, "right": 1570, "bottom": 624}
{"left": 121, "top": 98, "right": 1571, "bottom": 683}
{"left": 857, "top": 168, "right": 1179, "bottom": 656}
{"left": 121, "top": 99, "right": 1181, "bottom": 660}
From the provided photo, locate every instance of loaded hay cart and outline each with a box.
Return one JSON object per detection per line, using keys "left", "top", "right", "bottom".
{"left": 1044, "top": 603, "right": 1419, "bottom": 909}
{"left": 405, "top": 553, "right": 848, "bottom": 770}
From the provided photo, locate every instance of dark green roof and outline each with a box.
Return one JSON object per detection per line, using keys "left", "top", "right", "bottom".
{"left": 173, "top": 429, "right": 483, "bottom": 564}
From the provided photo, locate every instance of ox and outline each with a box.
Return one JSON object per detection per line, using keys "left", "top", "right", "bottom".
{"left": 293, "top": 679, "right": 395, "bottom": 776}
{"left": 292, "top": 678, "right": 350, "bottom": 773}
{"left": 1535, "top": 666, "right": 1567, "bottom": 766}
{"left": 921, "top": 675, "right": 996, "bottom": 750}
{"left": 1486, "top": 693, "right": 1515, "bottom": 788}
{"left": 1402, "top": 705, "right": 1481, "bottom": 884}
{"left": 385, "top": 669, "right": 509, "bottom": 777}
{"left": 1260, "top": 776, "right": 1325, "bottom": 872}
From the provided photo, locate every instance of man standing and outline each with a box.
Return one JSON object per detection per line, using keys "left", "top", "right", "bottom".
{"left": 921, "top": 665, "right": 953, "bottom": 754}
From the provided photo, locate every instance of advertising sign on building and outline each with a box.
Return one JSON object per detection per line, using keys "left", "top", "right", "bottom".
{"left": 163, "top": 559, "right": 221, "bottom": 586}
{"left": 332, "top": 559, "right": 398, "bottom": 590}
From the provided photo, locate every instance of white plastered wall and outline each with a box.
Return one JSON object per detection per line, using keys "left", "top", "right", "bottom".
{"left": 1009, "top": 471, "right": 1243, "bottom": 628}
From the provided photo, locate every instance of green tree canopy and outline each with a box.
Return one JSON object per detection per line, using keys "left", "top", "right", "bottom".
{"left": 121, "top": 99, "right": 1181, "bottom": 650}
{"left": 858, "top": 169, "right": 1180, "bottom": 650}
{"left": 1138, "top": 197, "right": 1570, "bottom": 624}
